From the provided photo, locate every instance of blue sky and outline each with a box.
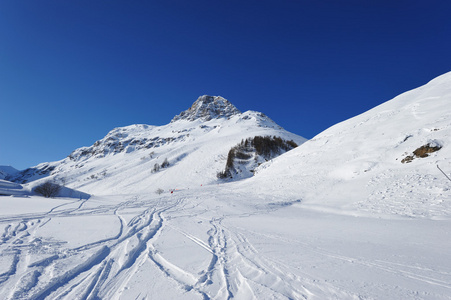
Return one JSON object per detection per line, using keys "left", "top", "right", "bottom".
{"left": 1, "top": 1, "right": 451, "bottom": 170}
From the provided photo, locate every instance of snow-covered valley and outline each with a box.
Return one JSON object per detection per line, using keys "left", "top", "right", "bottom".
{"left": 1, "top": 77, "right": 451, "bottom": 299}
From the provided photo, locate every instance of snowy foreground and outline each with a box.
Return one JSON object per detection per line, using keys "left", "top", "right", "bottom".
{"left": 1, "top": 183, "right": 450, "bottom": 299}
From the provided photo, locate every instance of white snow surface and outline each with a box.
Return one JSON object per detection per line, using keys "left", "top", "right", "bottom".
{"left": 1, "top": 81, "right": 451, "bottom": 300}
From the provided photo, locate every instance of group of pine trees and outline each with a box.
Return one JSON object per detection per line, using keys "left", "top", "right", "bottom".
{"left": 217, "top": 136, "right": 298, "bottom": 179}
{"left": 152, "top": 158, "right": 170, "bottom": 173}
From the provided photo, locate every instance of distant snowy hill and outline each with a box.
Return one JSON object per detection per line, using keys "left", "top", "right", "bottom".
{"left": 248, "top": 71, "right": 451, "bottom": 219}
{"left": 0, "top": 166, "right": 18, "bottom": 180}
{"left": 8, "top": 95, "right": 305, "bottom": 194}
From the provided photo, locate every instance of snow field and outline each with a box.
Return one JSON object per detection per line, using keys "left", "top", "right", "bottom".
{"left": 2, "top": 185, "right": 450, "bottom": 299}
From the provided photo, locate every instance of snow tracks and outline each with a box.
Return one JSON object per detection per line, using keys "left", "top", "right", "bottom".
{"left": 0, "top": 195, "right": 181, "bottom": 299}
{"left": 0, "top": 193, "right": 317, "bottom": 299}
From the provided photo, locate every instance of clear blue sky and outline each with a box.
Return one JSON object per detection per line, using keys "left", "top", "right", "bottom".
{"left": 1, "top": 1, "right": 451, "bottom": 170}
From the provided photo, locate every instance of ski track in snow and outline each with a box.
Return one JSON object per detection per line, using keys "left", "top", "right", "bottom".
{"left": 0, "top": 195, "right": 168, "bottom": 299}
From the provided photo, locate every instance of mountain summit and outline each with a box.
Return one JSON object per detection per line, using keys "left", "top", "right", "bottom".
{"left": 171, "top": 95, "right": 241, "bottom": 122}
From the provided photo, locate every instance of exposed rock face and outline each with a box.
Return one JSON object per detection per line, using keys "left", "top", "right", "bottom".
{"left": 171, "top": 95, "right": 241, "bottom": 122}
{"left": 6, "top": 164, "right": 55, "bottom": 184}
{"left": 67, "top": 124, "right": 183, "bottom": 162}
{"left": 401, "top": 142, "right": 443, "bottom": 163}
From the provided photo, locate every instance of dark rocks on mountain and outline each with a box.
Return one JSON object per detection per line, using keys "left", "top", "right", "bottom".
{"left": 413, "top": 144, "right": 442, "bottom": 158}
{"left": 401, "top": 143, "right": 443, "bottom": 163}
{"left": 68, "top": 136, "right": 182, "bottom": 162}
{"left": 171, "top": 95, "right": 241, "bottom": 122}
{"left": 7, "top": 164, "right": 56, "bottom": 184}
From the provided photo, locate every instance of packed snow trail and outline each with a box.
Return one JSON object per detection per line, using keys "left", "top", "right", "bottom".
{"left": 1, "top": 185, "right": 451, "bottom": 299}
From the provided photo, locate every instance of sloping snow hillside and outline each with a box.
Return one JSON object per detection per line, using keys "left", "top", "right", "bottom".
{"left": 1, "top": 81, "right": 451, "bottom": 299}
{"left": 248, "top": 71, "right": 451, "bottom": 219}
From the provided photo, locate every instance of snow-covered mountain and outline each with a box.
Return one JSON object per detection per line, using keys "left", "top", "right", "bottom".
{"left": 8, "top": 95, "right": 305, "bottom": 195}
{"left": 246, "top": 71, "right": 451, "bottom": 219}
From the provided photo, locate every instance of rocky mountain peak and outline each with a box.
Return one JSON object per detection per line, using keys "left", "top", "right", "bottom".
{"left": 171, "top": 95, "right": 241, "bottom": 122}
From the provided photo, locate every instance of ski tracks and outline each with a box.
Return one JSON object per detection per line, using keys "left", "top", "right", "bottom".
{"left": 5, "top": 193, "right": 432, "bottom": 299}
{"left": 0, "top": 193, "right": 370, "bottom": 299}
{"left": 0, "top": 195, "right": 183, "bottom": 299}
{"left": 0, "top": 197, "right": 92, "bottom": 299}
{"left": 203, "top": 219, "right": 309, "bottom": 300}
{"left": 151, "top": 215, "right": 311, "bottom": 300}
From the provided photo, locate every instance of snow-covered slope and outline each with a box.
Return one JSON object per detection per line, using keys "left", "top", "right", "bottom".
{"left": 8, "top": 95, "right": 305, "bottom": 195}
{"left": 247, "top": 71, "right": 451, "bottom": 219}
